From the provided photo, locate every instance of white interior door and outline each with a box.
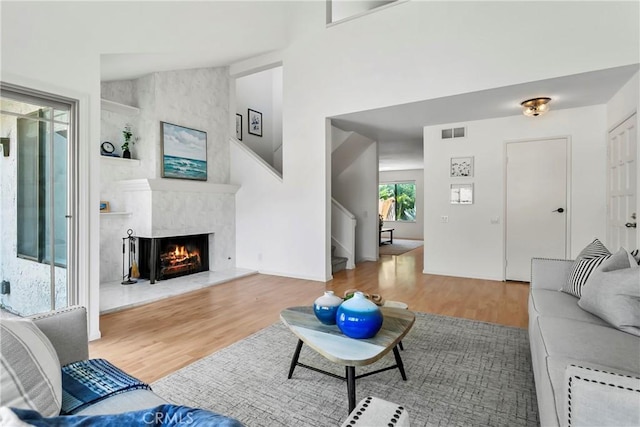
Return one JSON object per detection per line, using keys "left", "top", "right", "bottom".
{"left": 607, "top": 114, "right": 637, "bottom": 251}
{"left": 506, "top": 138, "right": 568, "bottom": 281}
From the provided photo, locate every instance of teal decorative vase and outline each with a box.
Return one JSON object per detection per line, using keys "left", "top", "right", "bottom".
{"left": 336, "top": 291, "right": 383, "bottom": 339}
{"left": 313, "top": 291, "right": 343, "bottom": 325}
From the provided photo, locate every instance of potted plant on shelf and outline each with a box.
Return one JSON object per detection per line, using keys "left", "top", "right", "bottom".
{"left": 121, "top": 124, "right": 137, "bottom": 158}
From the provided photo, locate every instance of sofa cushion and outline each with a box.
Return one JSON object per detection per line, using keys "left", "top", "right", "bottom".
{"left": 545, "top": 356, "right": 640, "bottom": 427}
{"left": 0, "top": 317, "right": 62, "bottom": 417}
{"left": 529, "top": 289, "right": 608, "bottom": 326}
{"left": 563, "top": 364, "right": 640, "bottom": 427}
{"left": 578, "top": 248, "right": 640, "bottom": 336}
{"left": 537, "top": 316, "right": 640, "bottom": 374}
{"left": 562, "top": 238, "right": 611, "bottom": 298}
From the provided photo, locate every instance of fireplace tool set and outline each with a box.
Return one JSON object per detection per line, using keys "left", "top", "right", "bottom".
{"left": 121, "top": 229, "right": 139, "bottom": 285}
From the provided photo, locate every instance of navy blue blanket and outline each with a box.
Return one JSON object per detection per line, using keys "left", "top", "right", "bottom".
{"left": 61, "top": 359, "right": 151, "bottom": 415}
{"left": 11, "top": 405, "right": 244, "bottom": 426}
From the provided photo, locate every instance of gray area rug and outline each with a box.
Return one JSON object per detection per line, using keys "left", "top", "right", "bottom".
{"left": 379, "top": 239, "right": 424, "bottom": 256}
{"left": 151, "top": 312, "right": 538, "bottom": 427}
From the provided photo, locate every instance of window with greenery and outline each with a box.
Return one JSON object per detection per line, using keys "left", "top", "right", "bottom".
{"left": 379, "top": 182, "right": 416, "bottom": 222}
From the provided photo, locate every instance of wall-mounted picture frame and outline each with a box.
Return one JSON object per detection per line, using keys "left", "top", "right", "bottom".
{"left": 160, "top": 121, "right": 207, "bottom": 181}
{"left": 100, "top": 201, "right": 110, "bottom": 213}
{"left": 248, "top": 108, "right": 262, "bottom": 137}
{"left": 235, "top": 114, "right": 243, "bottom": 141}
{"left": 450, "top": 156, "right": 474, "bottom": 177}
{"left": 450, "top": 184, "right": 474, "bottom": 204}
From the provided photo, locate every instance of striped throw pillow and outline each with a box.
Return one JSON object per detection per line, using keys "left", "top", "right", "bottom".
{"left": 0, "top": 318, "right": 62, "bottom": 417}
{"left": 562, "top": 238, "right": 611, "bottom": 298}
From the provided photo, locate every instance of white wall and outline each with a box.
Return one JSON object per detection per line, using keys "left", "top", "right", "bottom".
{"left": 232, "top": 1, "right": 638, "bottom": 282}
{"left": 423, "top": 105, "right": 607, "bottom": 280}
{"left": 235, "top": 67, "right": 283, "bottom": 172}
{"left": 605, "top": 71, "right": 639, "bottom": 246}
{"left": 379, "top": 169, "right": 424, "bottom": 240}
{"left": 606, "top": 72, "right": 639, "bottom": 128}
{"left": 332, "top": 137, "right": 378, "bottom": 262}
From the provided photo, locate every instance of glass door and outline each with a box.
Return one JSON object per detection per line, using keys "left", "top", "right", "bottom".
{"left": 0, "top": 88, "right": 73, "bottom": 315}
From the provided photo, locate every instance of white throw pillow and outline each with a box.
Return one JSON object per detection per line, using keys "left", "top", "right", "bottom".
{"left": 579, "top": 248, "right": 640, "bottom": 336}
{"left": 0, "top": 317, "right": 62, "bottom": 416}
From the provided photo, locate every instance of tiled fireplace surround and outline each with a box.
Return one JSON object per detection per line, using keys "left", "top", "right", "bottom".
{"left": 119, "top": 178, "right": 238, "bottom": 275}
{"left": 99, "top": 177, "right": 238, "bottom": 285}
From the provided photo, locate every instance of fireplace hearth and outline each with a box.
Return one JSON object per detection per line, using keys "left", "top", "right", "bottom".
{"left": 138, "top": 234, "right": 209, "bottom": 284}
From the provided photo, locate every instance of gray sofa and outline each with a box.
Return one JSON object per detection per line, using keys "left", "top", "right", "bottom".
{"left": 30, "top": 306, "right": 167, "bottom": 415}
{"left": 528, "top": 258, "right": 640, "bottom": 427}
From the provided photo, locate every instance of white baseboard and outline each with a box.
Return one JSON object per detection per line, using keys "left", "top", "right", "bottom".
{"left": 258, "top": 269, "right": 328, "bottom": 283}
{"left": 422, "top": 269, "right": 504, "bottom": 282}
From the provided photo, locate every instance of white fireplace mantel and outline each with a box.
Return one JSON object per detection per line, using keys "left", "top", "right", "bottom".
{"left": 116, "top": 178, "right": 240, "bottom": 194}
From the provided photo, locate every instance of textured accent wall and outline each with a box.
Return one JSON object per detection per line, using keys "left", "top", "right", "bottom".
{"left": 100, "top": 67, "right": 233, "bottom": 284}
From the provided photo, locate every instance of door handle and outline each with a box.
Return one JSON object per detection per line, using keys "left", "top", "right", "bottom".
{"left": 625, "top": 222, "right": 637, "bottom": 228}
{"left": 552, "top": 208, "right": 565, "bottom": 213}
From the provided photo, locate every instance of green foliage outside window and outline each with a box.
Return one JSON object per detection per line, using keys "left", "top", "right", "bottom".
{"left": 379, "top": 182, "right": 416, "bottom": 222}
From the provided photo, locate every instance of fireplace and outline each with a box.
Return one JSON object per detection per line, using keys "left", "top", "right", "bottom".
{"left": 138, "top": 234, "right": 209, "bottom": 284}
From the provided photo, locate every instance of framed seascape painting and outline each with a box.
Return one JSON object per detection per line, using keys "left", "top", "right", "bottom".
{"left": 160, "top": 122, "right": 207, "bottom": 181}
{"left": 248, "top": 108, "right": 262, "bottom": 137}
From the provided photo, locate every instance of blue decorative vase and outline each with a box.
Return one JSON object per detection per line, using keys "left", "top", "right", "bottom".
{"left": 313, "top": 291, "right": 343, "bottom": 325}
{"left": 336, "top": 291, "right": 383, "bottom": 339}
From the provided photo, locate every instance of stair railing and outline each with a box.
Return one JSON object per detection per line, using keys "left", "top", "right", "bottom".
{"left": 331, "top": 198, "right": 356, "bottom": 269}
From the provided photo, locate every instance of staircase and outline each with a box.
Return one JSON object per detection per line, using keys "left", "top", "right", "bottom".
{"left": 331, "top": 245, "right": 348, "bottom": 274}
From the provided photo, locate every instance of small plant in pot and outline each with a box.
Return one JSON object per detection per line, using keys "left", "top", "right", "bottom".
{"left": 121, "top": 124, "right": 138, "bottom": 158}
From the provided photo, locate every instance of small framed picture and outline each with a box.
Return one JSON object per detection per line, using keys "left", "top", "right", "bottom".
{"left": 248, "top": 109, "right": 262, "bottom": 137}
{"left": 100, "top": 201, "right": 110, "bottom": 212}
{"left": 235, "top": 114, "right": 243, "bottom": 141}
{"left": 450, "top": 156, "right": 474, "bottom": 177}
{"left": 450, "top": 184, "right": 474, "bottom": 204}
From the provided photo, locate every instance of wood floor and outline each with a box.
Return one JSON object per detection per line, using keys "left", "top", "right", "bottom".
{"left": 89, "top": 246, "right": 530, "bottom": 383}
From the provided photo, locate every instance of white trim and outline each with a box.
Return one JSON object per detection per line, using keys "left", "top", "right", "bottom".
{"left": 502, "top": 135, "right": 572, "bottom": 281}
{"left": 331, "top": 197, "right": 356, "bottom": 220}
{"left": 607, "top": 109, "right": 638, "bottom": 133}
{"left": 422, "top": 269, "right": 503, "bottom": 282}
{"left": 1, "top": 72, "right": 96, "bottom": 339}
{"left": 230, "top": 137, "right": 283, "bottom": 182}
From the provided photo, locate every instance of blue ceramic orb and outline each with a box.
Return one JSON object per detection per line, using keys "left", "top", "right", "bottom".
{"left": 313, "top": 291, "right": 343, "bottom": 325}
{"left": 313, "top": 304, "right": 340, "bottom": 325}
{"left": 336, "top": 292, "right": 383, "bottom": 339}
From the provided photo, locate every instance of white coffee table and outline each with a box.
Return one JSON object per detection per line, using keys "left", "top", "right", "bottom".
{"left": 280, "top": 306, "right": 415, "bottom": 414}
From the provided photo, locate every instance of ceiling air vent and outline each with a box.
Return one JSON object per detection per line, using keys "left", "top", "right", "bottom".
{"left": 441, "top": 126, "right": 466, "bottom": 139}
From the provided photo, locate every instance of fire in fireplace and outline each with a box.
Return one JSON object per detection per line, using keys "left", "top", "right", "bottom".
{"left": 138, "top": 234, "right": 209, "bottom": 284}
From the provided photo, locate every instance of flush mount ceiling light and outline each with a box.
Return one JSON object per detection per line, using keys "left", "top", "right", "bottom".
{"left": 521, "top": 97, "right": 551, "bottom": 117}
